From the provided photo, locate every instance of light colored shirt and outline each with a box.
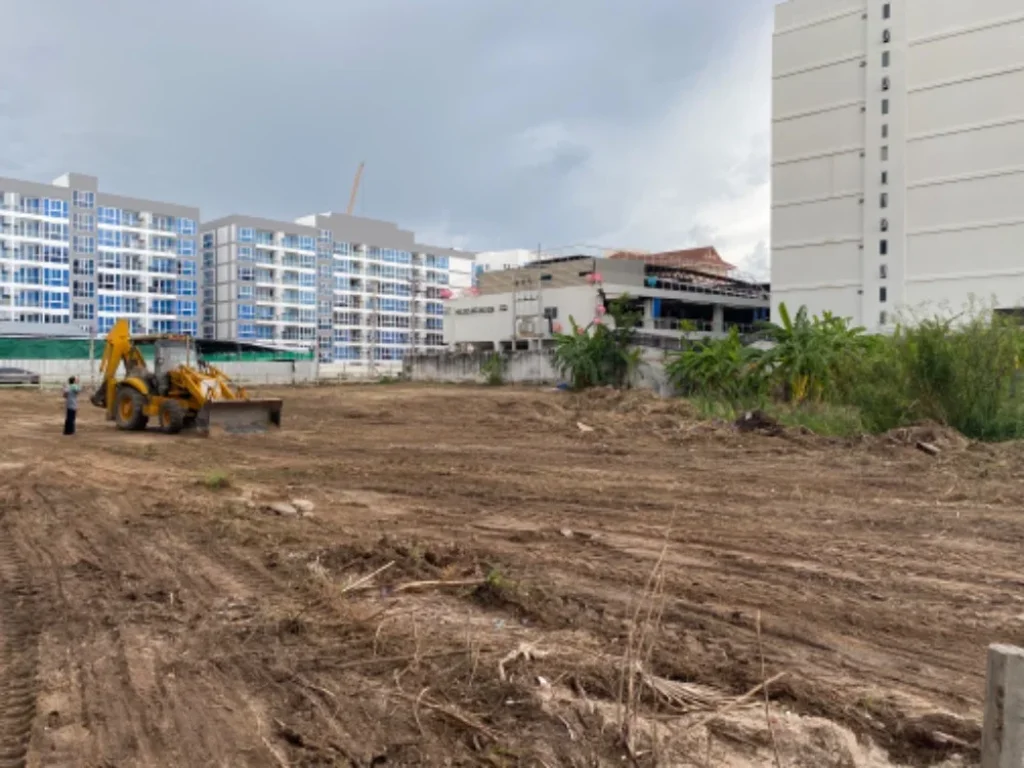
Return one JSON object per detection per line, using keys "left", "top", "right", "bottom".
{"left": 63, "top": 383, "right": 80, "bottom": 411}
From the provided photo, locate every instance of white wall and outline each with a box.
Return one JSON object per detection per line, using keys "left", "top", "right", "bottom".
{"left": 772, "top": 0, "right": 1024, "bottom": 328}
{"left": 448, "top": 256, "right": 474, "bottom": 289}
{"left": 443, "top": 285, "right": 600, "bottom": 348}
{"left": 404, "top": 347, "right": 673, "bottom": 393}
{"left": 473, "top": 249, "right": 536, "bottom": 273}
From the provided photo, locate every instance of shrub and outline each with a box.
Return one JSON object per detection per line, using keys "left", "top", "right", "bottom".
{"left": 666, "top": 327, "right": 766, "bottom": 403}
{"left": 552, "top": 295, "right": 642, "bottom": 389}
{"left": 481, "top": 353, "right": 505, "bottom": 386}
{"left": 677, "top": 302, "right": 1024, "bottom": 441}
{"left": 203, "top": 470, "right": 231, "bottom": 489}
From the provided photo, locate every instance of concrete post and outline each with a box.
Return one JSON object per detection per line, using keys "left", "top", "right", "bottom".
{"left": 982, "top": 643, "right": 1024, "bottom": 768}
{"left": 712, "top": 304, "right": 725, "bottom": 334}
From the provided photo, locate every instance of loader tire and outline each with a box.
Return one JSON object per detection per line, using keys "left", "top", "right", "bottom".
{"left": 114, "top": 387, "right": 148, "bottom": 431}
{"left": 159, "top": 401, "right": 186, "bottom": 435}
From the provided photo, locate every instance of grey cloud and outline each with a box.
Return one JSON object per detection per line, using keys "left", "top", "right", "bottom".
{"left": 741, "top": 241, "right": 770, "bottom": 281}
{"left": 1, "top": 0, "right": 776, "bottom": 252}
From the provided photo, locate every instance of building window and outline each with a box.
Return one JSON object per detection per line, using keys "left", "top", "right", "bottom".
{"left": 881, "top": 124, "right": 888, "bottom": 139}
{"left": 72, "top": 236, "right": 95, "bottom": 254}
{"left": 883, "top": 3, "right": 890, "bottom": 19}
{"left": 43, "top": 198, "right": 68, "bottom": 219}
{"left": 880, "top": 239, "right": 888, "bottom": 255}
{"left": 880, "top": 192, "right": 889, "bottom": 208}
{"left": 238, "top": 227, "right": 255, "bottom": 243}
{"left": 882, "top": 51, "right": 890, "bottom": 67}
{"left": 72, "top": 190, "right": 95, "bottom": 209}
{"left": 879, "top": 286, "right": 888, "bottom": 303}
{"left": 881, "top": 99, "right": 889, "bottom": 115}
{"left": 238, "top": 285, "right": 254, "bottom": 299}
{"left": 881, "top": 145, "right": 889, "bottom": 161}
{"left": 882, "top": 77, "right": 890, "bottom": 91}
{"left": 177, "top": 218, "right": 196, "bottom": 235}
{"left": 881, "top": 171, "right": 888, "bottom": 185}
{"left": 879, "top": 264, "right": 888, "bottom": 279}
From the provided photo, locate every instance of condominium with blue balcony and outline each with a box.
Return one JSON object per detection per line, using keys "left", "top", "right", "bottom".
{"left": 201, "top": 211, "right": 468, "bottom": 367}
{"left": 0, "top": 172, "right": 199, "bottom": 336}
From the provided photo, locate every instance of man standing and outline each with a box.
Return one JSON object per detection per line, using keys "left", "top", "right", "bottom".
{"left": 62, "top": 376, "right": 80, "bottom": 436}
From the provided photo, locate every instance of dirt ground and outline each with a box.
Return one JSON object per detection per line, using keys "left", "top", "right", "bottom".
{"left": 0, "top": 383, "right": 1020, "bottom": 767}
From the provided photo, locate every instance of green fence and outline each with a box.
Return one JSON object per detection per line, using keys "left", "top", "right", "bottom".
{"left": 0, "top": 337, "right": 314, "bottom": 362}
{"left": 203, "top": 350, "right": 314, "bottom": 362}
{"left": 0, "top": 338, "right": 93, "bottom": 360}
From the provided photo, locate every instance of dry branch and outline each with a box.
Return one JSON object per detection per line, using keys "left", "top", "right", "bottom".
{"left": 345, "top": 577, "right": 483, "bottom": 595}
{"left": 340, "top": 561, "right": 395, "bottom": 593}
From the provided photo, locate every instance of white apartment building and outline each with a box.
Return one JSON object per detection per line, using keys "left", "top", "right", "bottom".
{"left": 0, "top": 172, "right": 199, "bottom": 336}
{"left": 201, "top": 212, "right": 468, "bottom": 368}
{"left": 771, "top": 0, "right": 1024, "bottom": 329}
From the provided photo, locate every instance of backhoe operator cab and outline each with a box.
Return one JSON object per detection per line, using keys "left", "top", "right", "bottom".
{"left": 90, "top": 318, "right": 283, "bottom": 435}
{"left": 152, "top": 339, "right": 191, "bottom": 395}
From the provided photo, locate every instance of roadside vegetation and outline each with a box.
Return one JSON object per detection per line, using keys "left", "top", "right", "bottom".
{"left": 550, "top": 297, "right": 1024, "bottom": 441}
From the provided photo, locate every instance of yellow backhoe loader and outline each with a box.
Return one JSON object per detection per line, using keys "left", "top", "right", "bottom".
{"left": 89, "top": 319, "right": 283, "bottom": 435}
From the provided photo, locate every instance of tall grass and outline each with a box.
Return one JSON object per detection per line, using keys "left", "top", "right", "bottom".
{"left": 666, "top": 303, "right": 1024, "bottom": 441}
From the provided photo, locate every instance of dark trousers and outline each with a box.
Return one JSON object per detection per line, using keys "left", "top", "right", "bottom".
{"left": 64, "top": 408, "right": 77, "bottom": 435}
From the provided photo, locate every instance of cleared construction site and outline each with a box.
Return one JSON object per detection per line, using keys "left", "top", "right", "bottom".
{"left": 0, "top": 382, "right": 1013, "bottom": 766}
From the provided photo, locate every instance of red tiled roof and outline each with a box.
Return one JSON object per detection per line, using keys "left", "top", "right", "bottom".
{"left": 606, "top": 247, "right": 736, "bottom": 273}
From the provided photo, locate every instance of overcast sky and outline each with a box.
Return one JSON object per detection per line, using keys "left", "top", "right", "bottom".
{"left": 0, "top": 0, "right": 775, "bottom": 276}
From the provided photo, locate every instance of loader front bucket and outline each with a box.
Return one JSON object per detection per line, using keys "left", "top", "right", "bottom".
{"left": 195, "top": 398, "right": 283, "bottom": 435}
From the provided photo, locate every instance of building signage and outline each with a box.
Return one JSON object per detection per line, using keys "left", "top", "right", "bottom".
{"left": 454, "top": 304, "right": 509, "bottom": 316}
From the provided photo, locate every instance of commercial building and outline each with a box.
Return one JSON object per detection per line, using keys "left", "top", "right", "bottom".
{"left": 471, "top": 249, "right": 538, "bottom": 286}
{"left": 771, "top": 0, "right": 1024, "bottom": 329}
{"left": 201, "top": 212, "right": 469, "bottom": 368}
{"left": 443, "top": 253, "right": 769, "bottom": 351}
{"left": 0, "top": 172, "right": 199, "bottom": 336}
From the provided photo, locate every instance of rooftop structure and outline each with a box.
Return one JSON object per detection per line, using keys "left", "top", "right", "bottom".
{"left": 606, "top": 247, "right": 736, "bottom": 278}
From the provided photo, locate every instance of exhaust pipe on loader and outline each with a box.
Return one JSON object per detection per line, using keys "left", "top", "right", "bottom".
{"left": 194, "top": 398, "right": 284, "bottom": 435}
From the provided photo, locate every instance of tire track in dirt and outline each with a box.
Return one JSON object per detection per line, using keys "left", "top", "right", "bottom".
{"left": 0, "top": 511, "right": 41, "bottom": 768}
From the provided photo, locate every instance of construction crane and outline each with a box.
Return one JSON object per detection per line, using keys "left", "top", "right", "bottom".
{"left": 347, "top": 161, "right": 364, "bottom": 215}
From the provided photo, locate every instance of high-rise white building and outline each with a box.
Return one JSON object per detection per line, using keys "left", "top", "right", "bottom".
{"left": 201, "top": 212, "right": 469, "bottom": 369}
{"left": 0, "top": 172, "right": 199, "bottom": 336}
{"left": 771, "top": 0, "right": 1024, "bottom": 329}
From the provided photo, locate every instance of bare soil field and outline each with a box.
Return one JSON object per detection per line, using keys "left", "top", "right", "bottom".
{"left": 0, "top": 383, "right": 1021, "bottom": 767}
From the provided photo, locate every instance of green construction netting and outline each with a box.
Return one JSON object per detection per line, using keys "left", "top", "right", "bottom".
{"left": 0, "top": 338, "right": 93, "bottom": 360}
{"left": 202, "top": 350, "right": 314, "bottom": 362}
{"left": 0, "top": 337, "right": 313, "bottom": 362}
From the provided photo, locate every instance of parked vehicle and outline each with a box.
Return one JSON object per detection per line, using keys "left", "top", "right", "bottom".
{"left": 0, "top": 367, "right": 41, "bottom": 387}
